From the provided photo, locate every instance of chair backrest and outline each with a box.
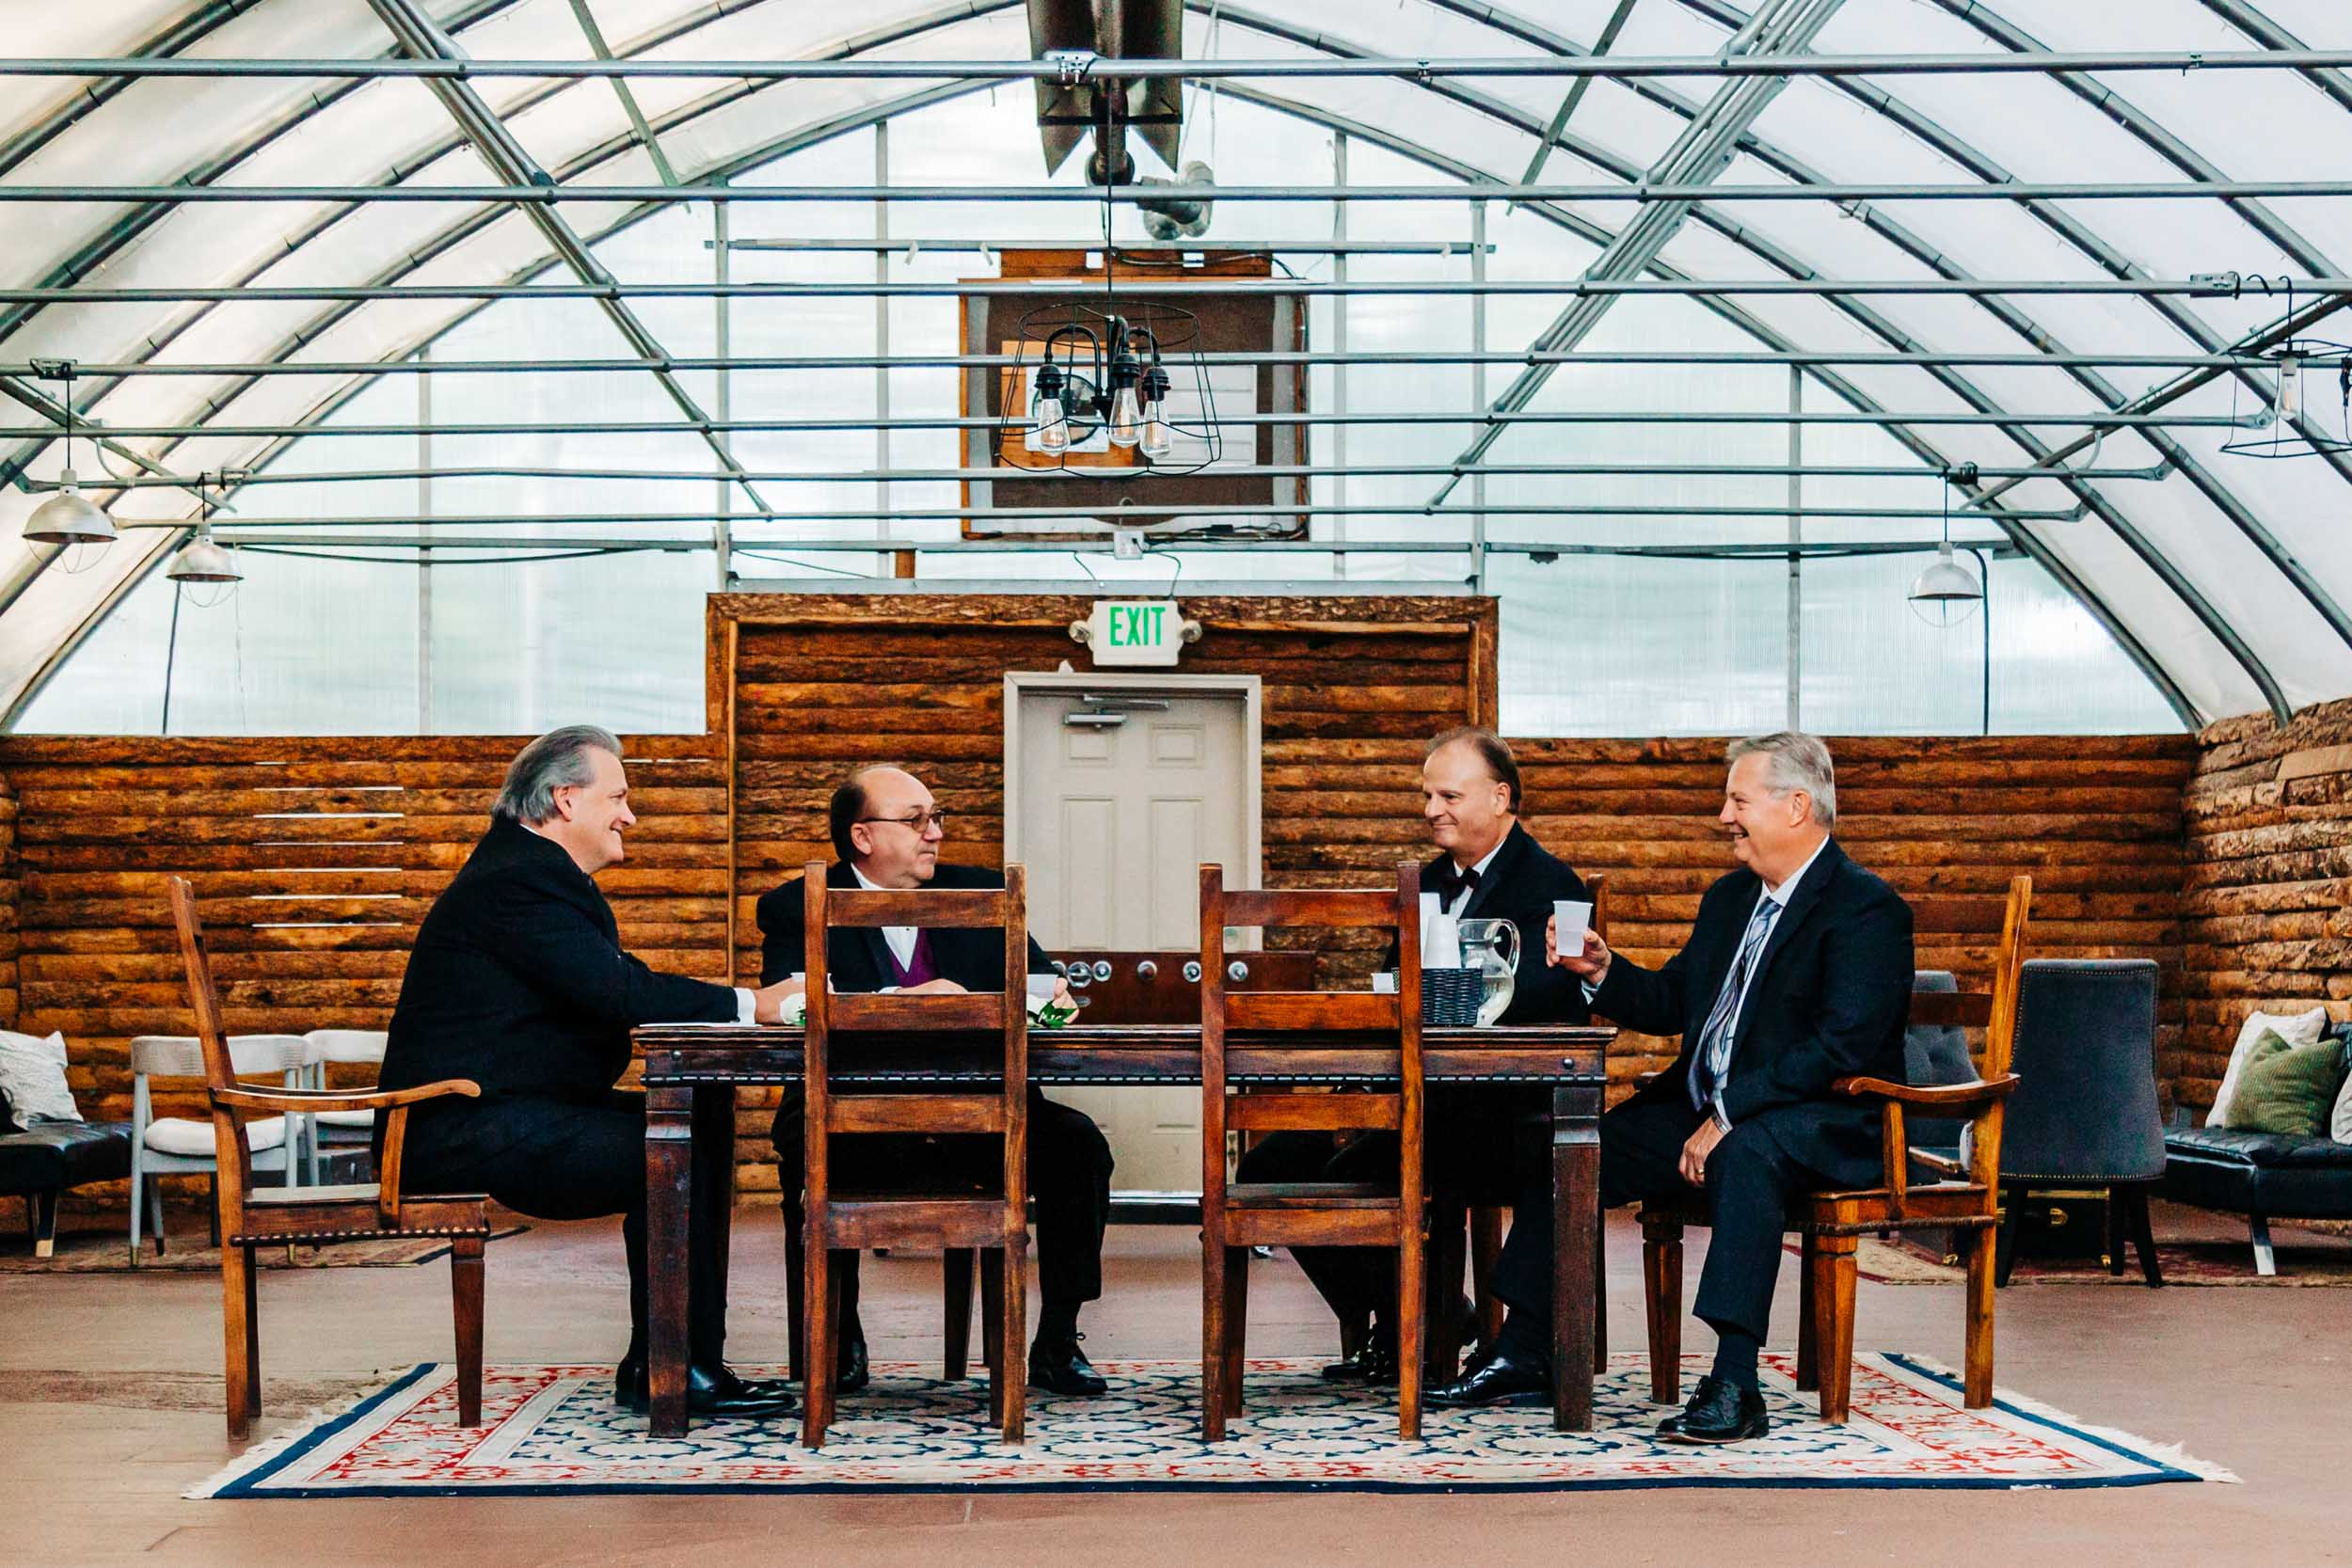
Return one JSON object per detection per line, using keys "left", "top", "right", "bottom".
{"left": 800, "top": 861, "right": 1030, "bottom": 1211}
{"left": 1585, "top": 872, "right": 1612, "bottom": 943}
{"left": 306, "top": 1029, "right": 388, "bottom": 1066}
{"left": 1198, "top": 863, "right": 1422, "bottom": 1204}
{"left": 130, "top": 1034, "right": 312, "bottom": 1081}
{"left": 2000, "top": 958, "right": 2167, "bottom": 1182}
{"left": 166, "top": 877, "right": 266, "bottom": 1202}
{"left": 1907, "top": 874, "right": 2033, "bottom": 1076}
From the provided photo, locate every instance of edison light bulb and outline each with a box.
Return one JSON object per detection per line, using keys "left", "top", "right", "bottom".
{"left": 1031, "top": 391, "right": 1071, "bottom": 454}
{"left": 1106, "top": 384, "right": 1142, "bottom": 448}
{"left": 1139, "top": 395, "right": 1173, "bottom": 458}
{"left": 2277, "top": 356, "right": 2301, "bottom": 424}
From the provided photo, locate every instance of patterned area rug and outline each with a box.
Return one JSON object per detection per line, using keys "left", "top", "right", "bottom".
{"left": 191, "top": 1354, "right": 2227, "bottom": 1497}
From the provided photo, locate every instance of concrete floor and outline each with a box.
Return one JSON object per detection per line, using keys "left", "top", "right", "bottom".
{"left": 2, "top": 1206, "right": 2344, "bottom": 1568}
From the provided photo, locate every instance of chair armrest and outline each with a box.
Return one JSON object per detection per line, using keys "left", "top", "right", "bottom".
{"left": 1830, "top": 1073, "right": 2018, "bottom": 1108}
{"left": 213, "top": 1079, "right": 482, "bottom": 1116}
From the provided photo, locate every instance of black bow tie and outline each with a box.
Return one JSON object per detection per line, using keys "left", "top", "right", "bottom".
{"left": 1435, "top": 863, "right": 1483, "bottom": 904}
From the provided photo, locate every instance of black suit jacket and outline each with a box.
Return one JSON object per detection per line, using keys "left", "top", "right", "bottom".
{"left": 1593, "top": 837, "right": 1914, "bottom": 1177}
{"left": 381, "top": 816, "right": 737, "bottom": 1119}
{"left": 1390, "top": 821, "right": 1593, "bottom": 1026}
{"left": 756, "top": 862, "right": 1050, "bottom": 991}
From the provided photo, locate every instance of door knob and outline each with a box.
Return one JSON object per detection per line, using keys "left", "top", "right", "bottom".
{"left": 1091, "top": 959, "right": 1113, "bottom": 982}
{"left": 1136, "top": 960, "right": 1159, "bottom": 981}
{"left": 1228, "top": 959, "right": 1250, "bottom": 983}
{"left": 1183, "top": 960, "right": 1202, "bottom": 983}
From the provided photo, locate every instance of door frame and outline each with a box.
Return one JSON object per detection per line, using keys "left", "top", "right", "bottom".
{"left": 1001, "top": 670, "right": 1264, "bottom": 895}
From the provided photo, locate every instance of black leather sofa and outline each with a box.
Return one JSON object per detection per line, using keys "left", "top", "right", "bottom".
{"left": 2160, "top": 1021, "right": 2352, "bottom": 1275}
{"left": 0, "top": 1089, "right": 133, "bottom": 1259}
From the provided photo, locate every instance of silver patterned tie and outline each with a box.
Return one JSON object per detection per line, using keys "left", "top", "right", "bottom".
{"left": 1690, "top": 896, "right": 1782, "bottom": 1117}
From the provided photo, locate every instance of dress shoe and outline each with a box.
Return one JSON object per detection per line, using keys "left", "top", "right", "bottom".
{"left": 1658, "top": 1373, "right": 1770, "bottom": 1445}
{"left": 1027, "top": 1333, "right": 1109, "bottom": 1396}
{"left": 613, "top": 1357, "right": 799, "bottom": 1418}
{"left": 835, "top": 1331, "right": 870, "bottom": 1396}
{"left": 1424, "top": 1345, "right": 1551, "bottom": 1408}
{"left": 1319, "top": 1341, "right": 1396, "bottom": 1385}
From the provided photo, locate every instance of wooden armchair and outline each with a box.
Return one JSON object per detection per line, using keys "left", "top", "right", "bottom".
{"left": 1638, "top": 873, "right": 2031, "bottom": 1420}
{"left": 167, "top": 878, "right": 489, "bottom": 1442}
{"left": 1200, "top": 862, "right": 1426, "bottom": 1440}
{"left": 799, "top": 862, "right": 1030, "bottom": 1449}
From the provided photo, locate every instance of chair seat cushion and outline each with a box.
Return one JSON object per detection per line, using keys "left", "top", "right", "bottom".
{"left": 142, "top": 1115, "right": 286, "bottom": 1157}
{"left": 2166, "top": 1127, "right": 2352, "bottom": 1168}
{"left": 314, "top": 1109, "right": 375, "bottom": 1129}
{"left": 0, "top": 1121, "right": 132, "bottom": 1192}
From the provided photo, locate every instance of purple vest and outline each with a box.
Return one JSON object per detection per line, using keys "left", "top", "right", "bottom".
{"left": 887, "top": 927, "right": 941, "bottom": 988}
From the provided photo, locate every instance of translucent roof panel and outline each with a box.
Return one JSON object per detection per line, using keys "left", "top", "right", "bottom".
{"left": 4, "top": 0, "right": 2350, "bottom": 735}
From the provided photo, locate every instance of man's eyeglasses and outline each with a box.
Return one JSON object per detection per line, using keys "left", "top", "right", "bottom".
{"left": 857, "top": 809, "right": 950, "bottom": 833}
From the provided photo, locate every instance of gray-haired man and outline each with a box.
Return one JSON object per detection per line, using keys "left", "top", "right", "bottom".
{"left": 1430, "top": 734, "right": 1914, "bottom": 1445}
{"left": 381, "top": 726, "right": 804, "bottom": 1419}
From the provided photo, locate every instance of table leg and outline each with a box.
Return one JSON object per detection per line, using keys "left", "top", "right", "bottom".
{"left": 1550, "top": 1082, "right": 1601, "bottom": 1431}
{"left": 694, "top": 1084, "right": 739, "bottom": 1318}
{"left": 647, "top": 1083, "right": 694, "bottom": 1437}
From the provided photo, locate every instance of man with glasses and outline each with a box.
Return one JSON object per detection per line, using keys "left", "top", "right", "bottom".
{"left": 760, "top": 766, "right": 1113, "bottom": 1399}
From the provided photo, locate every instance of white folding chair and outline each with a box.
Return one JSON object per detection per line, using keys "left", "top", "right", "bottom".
{"left": 128, "top": 1033, "right": 310, "bottom": 1263}
{"left": 300, "top": 1029, "right": 389, "bottom": 1183}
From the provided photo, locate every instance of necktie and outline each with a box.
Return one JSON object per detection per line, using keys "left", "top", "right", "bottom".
{"left": 1436, "top": 862, "right": 1482, "bottom": 907}
{"left": 1689, "top": 896, "right": 1782, "bottom": 1117}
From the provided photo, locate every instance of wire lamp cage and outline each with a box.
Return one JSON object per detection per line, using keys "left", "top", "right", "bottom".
{"left": 2219, "top": 277, "right": 2352, "bottom": 459}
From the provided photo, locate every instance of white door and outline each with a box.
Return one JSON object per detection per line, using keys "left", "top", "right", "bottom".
{"left": 1011, "top": 681, "right": 1254, "bottom": 1192}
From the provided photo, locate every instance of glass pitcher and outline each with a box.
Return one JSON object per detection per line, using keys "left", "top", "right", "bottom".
{"left": 1454, "top": 917, "right": 1520, "bottom": 1027}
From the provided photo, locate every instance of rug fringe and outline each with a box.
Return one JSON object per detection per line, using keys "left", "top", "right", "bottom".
{"left": 1872, "top": 1354, "right": 2239, "bottom": 1483}
{"left": 183, "top": 1365, "right": 435, "bottom": 1500}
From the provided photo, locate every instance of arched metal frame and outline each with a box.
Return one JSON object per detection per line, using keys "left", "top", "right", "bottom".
{"left": 3, "top": 0, "right": 2343, "bottom": 729}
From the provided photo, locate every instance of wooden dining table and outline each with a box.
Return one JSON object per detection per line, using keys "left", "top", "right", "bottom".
{"left": 636, "top": 1021, "right": 1613, "bottom": 1439}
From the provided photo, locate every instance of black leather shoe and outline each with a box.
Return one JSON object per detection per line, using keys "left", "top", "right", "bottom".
{"left": 1319, "top": 1341, "right": 1397, "bottom": 1384}
{"left": 835, "top": 1331, "right": 870, "bottom": 1395}
{"left": 613, "top": 1357, "right": 799, "bottom": 1418}
{"left": 1658, "top": 1373, "right": 1769, "bottom": 1445}
{"left": 1028, "top": 1333, "right": 1109, "bottom": 1396}
{"left": 1425, "top": 1345, "right": 1551, "bottom": 1408}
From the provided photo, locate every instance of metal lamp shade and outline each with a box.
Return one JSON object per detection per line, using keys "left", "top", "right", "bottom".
{"left": 1908, "top": 543, "right": 1983, "bottom": 628}
{"left": 167, "top": 533, "right": 241, "bottom": 583}
{"left": 23, "top": 476, "right": 117, "bottom": 547}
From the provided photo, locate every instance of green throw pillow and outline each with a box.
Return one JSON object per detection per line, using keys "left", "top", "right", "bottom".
{"left": 2229, "top": 1028, "right": 2351, "bottom": 1138}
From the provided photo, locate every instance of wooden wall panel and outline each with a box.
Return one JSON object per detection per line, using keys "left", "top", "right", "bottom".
{"left": 1509, "top": 735, "right": 2197, "bottom": 1098}
{"left": 0, "top": 734, "right": 728, "bottom": 1132}
{"left": 2180, "top": 695, "right": 2352, "bottom": 1113}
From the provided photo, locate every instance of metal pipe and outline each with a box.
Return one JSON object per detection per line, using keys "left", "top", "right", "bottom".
{"left": 60, "top": 459, "right": 2159, "bottom": 490}
{"left": 154, "top": 502, "right": 2075, "bottom": 526}
{"left": 6, "top": 179, "right": 2350, "bottom": 203}
{"left": 715, "top": 238, "right": 1498, "bottom": 252}
{"left": 2, "top": 349, "right": 2294, "bottom": 376}
{"left": 2, "top": 277, "right": 2322, "bottom": 304}
{"left": 212, "top": 533, "right": 2018, "bottom": 557}
{"left": 6, "top": 49, "right": 2349, "bottom": 79}
{"left": 3, "top": 409, "right": 2249, "bottom": 440}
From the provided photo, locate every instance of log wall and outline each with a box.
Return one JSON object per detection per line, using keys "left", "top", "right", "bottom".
{"left": 2179, "top": 695, "right": 2352, "bottom": 1112}
{"left": 1513, "top": 736, "right": 2197, "bottom": 1096}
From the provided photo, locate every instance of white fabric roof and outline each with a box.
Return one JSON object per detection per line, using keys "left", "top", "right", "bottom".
{"left": 4, "top": 0, "right": 2350, "bottom": 727}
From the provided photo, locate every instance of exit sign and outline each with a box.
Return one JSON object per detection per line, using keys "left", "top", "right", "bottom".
{"left": 1085, "top": 599, "right": 1192, "bottom": 666}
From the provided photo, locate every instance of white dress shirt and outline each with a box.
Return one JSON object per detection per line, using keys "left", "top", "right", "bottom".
{"left": 850, "top": 862, "right": 920, "bottom": 976}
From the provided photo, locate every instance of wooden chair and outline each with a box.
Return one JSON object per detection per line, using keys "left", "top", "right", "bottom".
{"left": 166, "top": 878, "right": 489, "bottom": 1442}
{"left": 1200, "top": 862, "right": 1426, "bottom": 1440}
{"left": 1636, "top": 874, "right": 2030, "bottom": 1420}
{"left": 799, "top": 861, "right": 1030, "bottom": 1448}
{"left": 1458, "top": 872, "right": 1614, "bottom": 1363}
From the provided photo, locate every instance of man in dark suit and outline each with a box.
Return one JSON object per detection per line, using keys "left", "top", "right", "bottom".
{"left": 1236, "top": 727, "right": 1592, "bottom": 1384}
{"left": 761, "top": 766, "right": 1114, "bottom": 1399}
{"left": 380, "top": 726, "right": 803, "bottom": 1419}
{"left": 1429, "top": 733, "right": 1914, "bottom": 1446}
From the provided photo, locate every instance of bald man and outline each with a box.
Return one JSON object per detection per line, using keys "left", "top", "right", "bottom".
{"left": 760, "top": 767, "right": 1114, "bottom": 1400}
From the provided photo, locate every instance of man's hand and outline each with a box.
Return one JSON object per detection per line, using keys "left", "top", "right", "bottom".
{"left": 751, "top": 976, "right": 805, "bottom": 1024}
{"left": 1547, "top": 918, "right": 1613, "bottom": 986}
{"left": 1678, "top": 1117, "right": 1726, "bottom": 1186}
{"left": 900, "top": 977, "right": 969, "bottom": 996}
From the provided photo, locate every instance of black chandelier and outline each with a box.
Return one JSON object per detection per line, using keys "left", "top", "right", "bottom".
{"left": 1005, "top": 94, "right": 1222, "bottom": 478}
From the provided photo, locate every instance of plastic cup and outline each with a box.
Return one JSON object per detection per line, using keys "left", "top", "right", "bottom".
{"left": 1552, "top": 899, "right": 1593, "bottom": 958}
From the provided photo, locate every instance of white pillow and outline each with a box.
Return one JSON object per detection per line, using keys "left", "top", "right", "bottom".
{"left": 2209, "top": 1006, "right": 2328, "bottom": 1127}
{"left": 0, "top": 1029, "right": 82, "bottom": 1124}
{"left": 143, "top": 1115, "right": 286, "bottom": 1158}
